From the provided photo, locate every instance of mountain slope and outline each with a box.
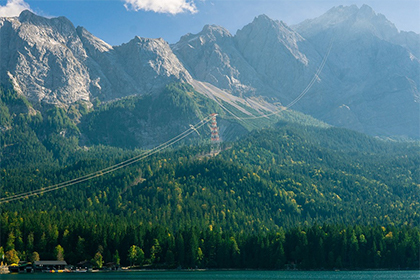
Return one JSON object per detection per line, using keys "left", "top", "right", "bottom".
{"left": 234, "top": 14, "right": 318, "bottom": 103}
{"left": 0, "top": 6, "right": 418, "bottom": 140}
{"left": 0, "top": 10, "right": 91, "bottom": 105}
{"left": 1, "top": 84, "right": 419, "bottom": 268}
{"left": 172, "top": 7, "right": 419, "bottom": 139}
{"left": 79, "top": 83, "right": 247, "bottom": 148}
{"left": 172, "top": 24, "right": 274, "bottom": 97}
{"left": 0, "top": 11, "right": 192, "bottom": 106}
{"left": 2, "top": 98, "right": 419, "bottom": 229}
{"left": 292, "top": 5, "right": 420, "bottom": 138}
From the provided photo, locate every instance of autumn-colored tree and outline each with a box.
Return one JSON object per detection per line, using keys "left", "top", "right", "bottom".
{"left": 5, "top": 249, "right": 19, "bottom": 265}
{"left": 29, "top": 251, "right": 40, "bottom": 263}
{"left": 92, "top": 252, "right": 103, "bottom": 269}
{"left": 54, "top": 244, "right": 65, "bottom": 261}
{"left": 127, "top": 245, "right": 137, "bottom": 267}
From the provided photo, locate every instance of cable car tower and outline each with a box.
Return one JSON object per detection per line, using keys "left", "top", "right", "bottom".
{"left": 210, "top": 113, "right": 220, "bottom": 155}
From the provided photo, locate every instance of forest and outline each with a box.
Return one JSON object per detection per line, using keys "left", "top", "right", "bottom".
{"left": 0, "top": 85, "right": 419, "bottom": 269}
{"left": 1, "top": 218, "right": 419, "bottom": 270}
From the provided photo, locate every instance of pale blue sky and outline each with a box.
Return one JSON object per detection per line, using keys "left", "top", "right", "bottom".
{"left": 1, "top": 0, "right": 419, "bottom": 46}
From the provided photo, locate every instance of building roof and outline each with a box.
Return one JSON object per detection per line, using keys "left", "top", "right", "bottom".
{"left": 34, "top": 260, "right": 67, "bottom": 266}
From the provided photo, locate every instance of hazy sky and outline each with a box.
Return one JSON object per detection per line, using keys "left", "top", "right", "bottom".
{"left": 1, "top": 0, "right": 419, "bottom": 45}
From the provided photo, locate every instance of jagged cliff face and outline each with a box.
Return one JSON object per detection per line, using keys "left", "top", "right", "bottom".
{"left": 172, "top": 15, "right": 319, "bottom": 101}
{"left": 115, "top": 36, "right": 192, "bottom": 94}
{"left": 173, "top": 25, "right": 257, "bottom": 97}
{"left": 0, "top": 10, "right": 192, "bottom": 106}
{"left": 0, "top": 11, "right": 91, "bottom": 104}
{"left": 234, "top": 14, "right": 312, "bottom": 100}
{"left": 293, "top": 5, "right": 420, "bottom": 138}
{"left": 0, "top": 6, "right": 419, "bottom": 139}
{"left": 173, "top": 7, "right": 419, "bottom": 138}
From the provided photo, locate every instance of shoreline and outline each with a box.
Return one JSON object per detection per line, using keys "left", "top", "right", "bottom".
{"left": 105, "top": 268, "right": 420, "bottom": 272}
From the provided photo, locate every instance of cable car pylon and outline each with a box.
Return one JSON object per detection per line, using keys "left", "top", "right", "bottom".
{"left": 210, "top": 113, "right": 221, "bottom": 156}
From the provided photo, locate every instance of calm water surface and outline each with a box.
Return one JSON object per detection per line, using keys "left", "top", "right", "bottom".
{"left": 1, "top": 270, "right": 419, "bottom": 280}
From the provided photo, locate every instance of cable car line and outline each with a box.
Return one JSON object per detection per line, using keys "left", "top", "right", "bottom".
{"left": 0, "top": 115, "right": 213, "bottom": 204}
{"left": 1, "top": 42, "right": 332, "bottom": 204}
{"left": 220, "top": 41, "right": 333, "bottom": 121}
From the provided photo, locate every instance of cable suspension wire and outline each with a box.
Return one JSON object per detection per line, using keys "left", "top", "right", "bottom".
{"left": 221, "top": 41, "right": 333, "bottom": 121}
{"left": 0, "top": 115, "right": 213, "bottom": 204}
{"left": 1, "top": 43, "right": 333, "bottom": 204}
{"left": 209, "top": 97, "right": 260, "bottom": 130}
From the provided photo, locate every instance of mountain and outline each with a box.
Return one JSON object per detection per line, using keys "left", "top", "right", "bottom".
{"left": 172, "top": 15, "right": 320, "bottom": 103}
{"left": 234, "top": 14, "right": 319, "bottom": 103}
{"left": 1, "top": 7, "right": 419, "bottom": 269}
{"left": 174, "top": 6, "right": 419, "bottom": 139}
{"left": 0, "top": 10, "right": 192, "bottom": 106}
{"left": 2, "top": 88, "right": 419, "bottom": 228}
{"left": 172, "top": 24, "right": 270, "bottom": 97}
{"left": 0, "top": 11, "right": 90, "bottom": 104}
{"left": 0, "top": 6, "right": 419, "bottom": 141}
{"left": 1, "top": 94, "right": 419, "bottom": 266}
{"left": 292, "top": 5, "right": 420, "bottom": 138}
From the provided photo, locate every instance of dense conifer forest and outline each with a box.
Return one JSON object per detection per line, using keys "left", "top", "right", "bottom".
{"left": 0, "top": 86, "right": 419, "bottom": 269}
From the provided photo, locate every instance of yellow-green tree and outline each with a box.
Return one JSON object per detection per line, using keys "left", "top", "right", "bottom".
{"left": 54, "top": 245, "right": 65, "bottom": 261}
{"left": 127, "top": 245, "right": 138, "bottom": 267}
{"left": 5, "top": 249, "right": 19, "bottom": 265}
{"left": 29, "top": 251, "right": 40, "bottom": 263}
{"left": 136, "top": 248, "right": 145, "bottom": 266}
{"left": 92, "top": 252, "right": 103, "bottom": 269}
{"left": 0, "top": 247, "right": 4, "bottom": 265}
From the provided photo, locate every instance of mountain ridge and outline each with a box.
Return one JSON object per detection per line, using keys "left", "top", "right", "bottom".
{"left": 0, "top": 6, "right": 419, "bottom": 139}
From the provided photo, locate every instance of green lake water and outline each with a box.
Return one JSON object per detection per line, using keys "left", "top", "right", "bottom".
{"left": 1, "top": 270, "right": 419, "bottom": 280}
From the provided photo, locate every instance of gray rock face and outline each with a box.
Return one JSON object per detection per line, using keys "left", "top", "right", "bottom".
{"left": 0, "top": 10, "right": 90, "bottom": 104}
{"left": 76, "top": 26, "right": 133, "bottom": 100}
{"left": 294, "top": 5, "right": 400, "bottom": 41}
{"left": 115, "top": 36, "right": 192, "bottom": 94}
{"left": 174, "top": 6, "right": 419, "bottom": 138}
{"left": 293, "top": 4, "right": 420, "bottom": 138}
{"left": 0, "top": 10, "right": 192, "bottom": 106}
{"left": 392, "top": 31, "right": 420, "bottom": 60}
{"left": 234, "top": 15, "right": 320, "bottom": 103}
{"left": 0, "top": 6, "right": 418, "bottom": 139}
{"left": 172, "top": 24, "right": 270, "bottom": 97}
{"left": 172, "top": 15, "right": 320, "bottom": 101}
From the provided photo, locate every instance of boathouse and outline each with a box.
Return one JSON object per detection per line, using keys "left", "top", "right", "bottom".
{"left": 33, "top": 260, "right": 67, "bottom": 271}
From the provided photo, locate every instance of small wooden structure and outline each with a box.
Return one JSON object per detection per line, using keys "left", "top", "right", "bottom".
{"left": 33, "top": 260, "right": 67, "bottom": 272}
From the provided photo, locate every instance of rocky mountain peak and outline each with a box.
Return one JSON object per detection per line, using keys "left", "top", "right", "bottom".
{"left": 0, "top": 10, "right": 90, "bottom": 105}
{"left": 357, "top": 4, "right": 375, "bottom": 19}
{"left": 252, "top": 14, "right": 285, "bottom": 28}
{"left": 172, "top": 20, "right": 266, "bottom": 97}
{"left": 235, "top": 14, "right": 308, "bottom": 69}
{"left": 244, "top": 14, "right": 297, "bottom": 39}
{"left": 18, "top": 10, "right": 76, "bottom": 35}
{"left": 201, "top": 24, "right": 232, "bottom": 38}
{"left": 294, "top": 4, "right": 398, "bottom": 41}
{"left": 174, "top": 24, "right": 232, "bottom": 51}
{"left": 76, "top": 26, "right": 113, "bottom": 53}
{"left": 115, "top": 35, "right": 192, "bottom": 92}
{"left": 122, "top": 36, "right": 176, "bottom": 56}
{"left": 18, "top": 9, "right": 44, "bottom": 23}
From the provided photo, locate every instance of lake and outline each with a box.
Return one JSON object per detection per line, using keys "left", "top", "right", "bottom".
{"left": 1, "top": 270, "right": 419, "bottom": 280}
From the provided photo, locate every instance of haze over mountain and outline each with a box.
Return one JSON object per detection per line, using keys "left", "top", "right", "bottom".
{"left": 0, "top": 5, "right": 418, "bottom": 139}
{"left": 293, "top": 5, "right": 420, "bottom": 138}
